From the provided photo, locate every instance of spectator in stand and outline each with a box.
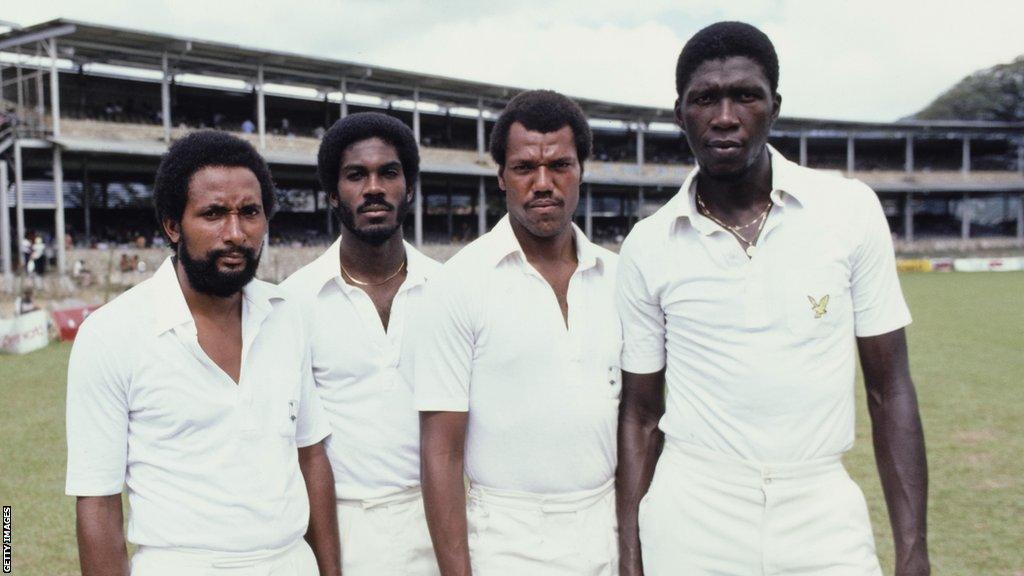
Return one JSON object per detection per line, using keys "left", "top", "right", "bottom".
{"left": 30, "top": 235, "right": 47, "bottom": 276}
{"left": 241, "top": 118, "right": 256, "bottom": 134}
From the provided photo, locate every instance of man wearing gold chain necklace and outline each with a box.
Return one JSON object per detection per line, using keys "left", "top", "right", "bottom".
{"left": 616, "top": 21, "right": 930, "bottom": 576}
{"left": 281, "top": 112, "right": 442, "bottom": 576}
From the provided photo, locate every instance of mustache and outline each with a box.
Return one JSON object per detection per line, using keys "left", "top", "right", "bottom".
{"left": 208, "top": 246, "right": 257, "bottom": 261}
{"left": 357, "top": 199, "right": 395, "bottom": 213}
{"left": 526, "top": 198, "right": 564, "bottom": 208}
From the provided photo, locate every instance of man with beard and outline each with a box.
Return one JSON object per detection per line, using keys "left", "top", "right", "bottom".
{"left": 66, "top": 131, "right": 340, "bottom": 576}
{"left": 615, "top": 22, "right": 929, "bottom": 576}
{"left": 281, "top": 112, "right": 442, "bottom": 576}
{"left": 414, "top": 90, "right": 621, "bottom": 575}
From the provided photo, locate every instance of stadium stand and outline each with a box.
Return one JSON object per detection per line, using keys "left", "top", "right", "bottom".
{"left": 1, "top": 18, "right": 1023, "bottom": 277}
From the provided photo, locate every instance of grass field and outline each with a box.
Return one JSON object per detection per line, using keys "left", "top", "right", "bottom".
{"left": 1, "top": 272, "right": 1022, "bottom": 575}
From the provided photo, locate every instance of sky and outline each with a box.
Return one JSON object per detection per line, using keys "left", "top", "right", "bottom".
{"left": 3, "top": 1, "right": 1024, "bottom": 122}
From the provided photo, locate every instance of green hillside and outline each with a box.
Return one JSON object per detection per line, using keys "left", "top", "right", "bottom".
{"left": 914, "top": 56, "right": 1024, "bottom": 121}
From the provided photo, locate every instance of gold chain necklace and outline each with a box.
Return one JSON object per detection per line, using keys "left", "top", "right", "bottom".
{"left": 696, "top": 193, "right": 773, "bottom": 258}
{"left": 696, "top": 192, "right": 773, "bottom": 232}
{"left": 340, "top": 257, "right": 407, "bottom": 287}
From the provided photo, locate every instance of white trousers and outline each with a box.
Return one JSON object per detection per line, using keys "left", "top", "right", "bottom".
{"left": 337, "top": 487, "right": 439, "bottom": 576}
{"left": 639, "top": 440, "right": 883, "bottom": 576}
{"left": 131, "top": 538, "right": 318, "bottom": 576}
{"left": 467, "top": 478, "right": 618, "bottom": 576}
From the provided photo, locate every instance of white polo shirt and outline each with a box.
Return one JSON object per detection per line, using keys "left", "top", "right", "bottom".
{"left": 413, "top": 215, "right": 621, "bottom": 494}
{"left": 618, "top": 148, "right": 911, "bottom": 463}
{"left": 66, "top": 257, "right": 331, "bottom": 552}
{"left": 280, "top": 239, "right": 441, "bottom": 501}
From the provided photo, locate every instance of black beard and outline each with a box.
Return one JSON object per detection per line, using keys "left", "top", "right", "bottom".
{"left": 336, "top": 193, "right": 411, "bottom": 246}
{"left": 176, "top": 235, "right": 261, "bottom": 298}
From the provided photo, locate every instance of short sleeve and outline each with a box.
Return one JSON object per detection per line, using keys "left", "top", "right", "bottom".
{"left": 411, "top": 271, "right": 476, "bottom": 412}
{"left": 65, "top": 323, "right": 130, "bottom": 496}
{"left": 617, "top": 233, "right": 667, "bottom": 374}
{"left": 295, "top": 332, "right": 331, "bottom": 448}
{"left": 850, "top": 186, "right": 912, "bottom": 337}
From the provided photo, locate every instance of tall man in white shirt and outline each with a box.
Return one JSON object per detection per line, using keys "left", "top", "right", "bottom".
{"left": 66, "top": 131, "right": 340, "bottom": 576}
{"left": 415, "top": 90, "right": 621, "bottom": 576}
{"left": 616, "top": 22, "right": 930, "bottom": 576}
{"left": 282, "top": 112, "right": 442, "bottom": 576}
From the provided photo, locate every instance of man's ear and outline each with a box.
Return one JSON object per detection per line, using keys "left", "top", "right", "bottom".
{"left": 328, "top": 190, "right": 340, "bottom": 208}
{"left": 162, "top": 217, "right": 181, "bottom": 246}
{"left": 673, "top": 97, "right": 685, "bottom": 130}
{"left": 497, "top": 167, "right": 506, "bottom": 193}
{"left": 771, "top": 92, "right": 782, "bottom": 124}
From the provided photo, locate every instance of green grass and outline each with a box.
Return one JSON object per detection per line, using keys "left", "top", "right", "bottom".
{"left": 1, "top": 272, "right": 1022, "bottom": 575}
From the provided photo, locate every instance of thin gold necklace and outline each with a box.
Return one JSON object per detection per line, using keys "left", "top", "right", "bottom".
{"left": 696, "top": 192, "right": 773, "bottom": 232}
{"left": 340, "top": 257, "right": 407, "bottom": 287}
{"left": 696, "top": 193, "right": 773, "bottom": 258}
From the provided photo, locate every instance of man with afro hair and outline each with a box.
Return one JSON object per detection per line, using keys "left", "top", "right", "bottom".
{"left": 616, "top": 21, "right": 930, "bottom": 576}
{"left": 282, "top": 112, "right": 443, "bottom": 576}
{"left": 66, "top": 131, "right": 340, "bottom": 575}
{"left": 414, "top": 90, "right": 621, "bottom": 575}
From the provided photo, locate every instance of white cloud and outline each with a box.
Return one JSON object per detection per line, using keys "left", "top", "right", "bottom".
{"left": 3, "top": 0, "right": 1023, "bottom": 121}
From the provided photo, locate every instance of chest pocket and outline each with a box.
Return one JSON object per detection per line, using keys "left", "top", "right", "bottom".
{"left": 780, "top": 267, "right": 850, "bottom": 341}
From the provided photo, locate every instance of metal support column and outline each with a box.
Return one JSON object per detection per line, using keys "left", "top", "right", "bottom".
{"left": 636, "top": 119, "right": 645, "bottom": 169}
{"left": 339, "top": 78, "right": 348, "bottom": 118}
{"left": 161, "top": 52, "right": 171, "bottom": 142}
{"left": 637, "top": 187, "right": 645, "bottom": 225}
{"left": 903, "top": 193, "right": 914, "bottom": 242}
{"left": 14, "top": 141, "right": 24, "bottom": 269}
{"left": 477, "top": 177, "right": 486, "bottom": 237}
{"left": 82, "top": 162, "right": 91, "bottom": 244}
{"left": 49, "top": 38, "right": 66, "bottom": 275}
{"left": 1018, "top": 145, "right": 1024, "bottom": 176}
{"left": 476, "top": 97, "right": 485, "bottom": 158}
{"left": 412, "top": 87, "right": 421, "bottom": 143}
{"left": 325, "top": 191, "right": 334, "bottom": 239}
{"left": 584, "top": 184, "right": 593, "bottom": 238}
{"left": 256, "top": 64, "right": 266, "bottom": 150}
{"left": 961, "top": 192, "right": 971, "bottom": 240}
{"left": 414, "top": 91, "right": 424, "bottom": 246}
{"left": 846, "top": 134, "right": 855, "bottom": 173}
{"left": 53, "top": 147, "right": 66, "bottom": 273}
{"left": 445, "top": 178, "right": 453, "bottom": 239}
{"left": 414, "top": 180, "right": 423, "bottom": 247}
{"left": 904, "top": 135, "right": 914, "bottom": 173}
{"left": 799, "top": 133, "right": 808, "bottom": 166}
{"left": 961, "top": 136, "right": 971, "bottom": 176}
{"left": 1, "top": 160, "right": 11, "bottom": 282}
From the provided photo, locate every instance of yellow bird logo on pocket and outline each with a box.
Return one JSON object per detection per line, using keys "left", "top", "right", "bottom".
{"left": 807, "top": 294, "right": 829, "bottom": 318}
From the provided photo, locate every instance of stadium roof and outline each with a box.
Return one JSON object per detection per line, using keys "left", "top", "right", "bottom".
{"left": 3, "top": 18, "right": 1024, "bottom": 134}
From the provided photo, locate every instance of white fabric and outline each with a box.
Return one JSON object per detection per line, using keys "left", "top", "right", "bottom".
{"left": 618, "top": 148, "right": 912, "bottom": 462}
{"left": 467, "top": 479, "right": 618, "bottom": 576}
{"left": 130, "top": 538, "right": 319, "bottom": 575}
{"left": 66, "top": 257, "right": 331, "bottom": 552}
{"left": 337, "top": 488, "right": 440, "bottom": 576}
{"left": 412, "top": 215, "right": 621, "bottom": 493}
{"left": 639, "top": 440, "right": 882, "bottom": 576}
{"left": 281, "top": 239, "right": 441, "bottom": 501}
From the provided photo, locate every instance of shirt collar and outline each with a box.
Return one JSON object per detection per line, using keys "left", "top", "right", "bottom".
{"left": 488, "top": 214, "right": 606, "bottom": 272}
{"left": 151, "top": 255, "right": 285, "bottom": 336}
{"left": 674, "top": 144, "right": 808, "bottom": 234}
{"left": 307, "top": 236, "right": 432, "bottom": 295}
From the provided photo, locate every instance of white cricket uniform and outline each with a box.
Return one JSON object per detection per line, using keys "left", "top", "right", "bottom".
{"left": 66, "top": 257, "right": 331, "bottom": 575}
{"left": 618, "top": 148, "right": 911, "bottom": 575}
{"left": 281, "top": 239, "right": 441, "bottom": 576}
{"left": 413, "top": 215, "right": 621, "bottom": 576}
